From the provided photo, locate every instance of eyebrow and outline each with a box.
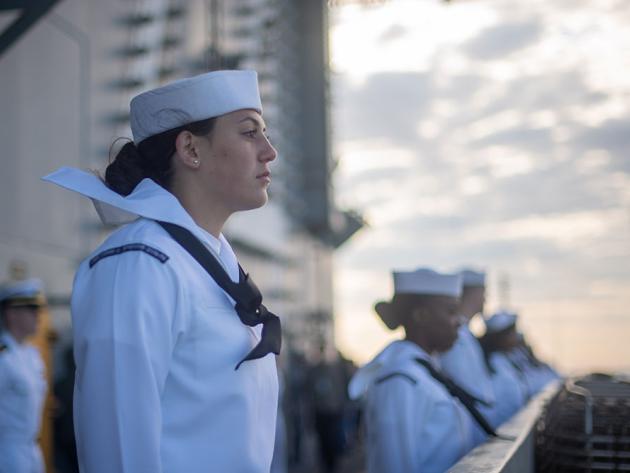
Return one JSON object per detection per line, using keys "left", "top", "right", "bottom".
{"left": 238, "top": 116, "right": 267, "bottom": 130}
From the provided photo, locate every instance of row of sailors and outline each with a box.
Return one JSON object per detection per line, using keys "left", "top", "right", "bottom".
{"left": 349, "top": 268, "right": 560, "bottom": 473}
{"left": 0, "top": 273, "right": 559, "bottom": 473}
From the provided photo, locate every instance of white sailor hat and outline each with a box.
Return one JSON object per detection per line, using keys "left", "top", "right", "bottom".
{"left": 485, "top": 310, "right": 517, "bottom": 334}
{"left": 459, "top": 269, "right": 486, "bottom": 287}
{"left": 130, "top": 70, "right": 262, "bottom": 144}
{"left": 393, "top": 268, "right": 462, "bottom": 298}
{"left": 0, "top": 278, "right": 46, "bottom": 308}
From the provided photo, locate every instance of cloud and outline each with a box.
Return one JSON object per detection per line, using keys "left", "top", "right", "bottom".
{"left": 463, "top": 19, "right": 544, "bottom": 60}
{"left": 572, "top": 118, "right": 630, "bottom": 170}
{"left": 377, "top": 23, "right": 408, "bottom": 43}
{"left": 334, "top": 72, "right": 434, "bottom": 145}
{"left": 471, "top": 126, "right": 553, "bottom": 152}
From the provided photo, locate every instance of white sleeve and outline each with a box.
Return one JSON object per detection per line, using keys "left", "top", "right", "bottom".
{"left": 71, "top": 249, "right": 185, "bottom": 473}
{"left": 0, "top": 355, "right": 7, "bottom": 391}
{"left": 366, "top": 376, "right": 432, "bottom": 473}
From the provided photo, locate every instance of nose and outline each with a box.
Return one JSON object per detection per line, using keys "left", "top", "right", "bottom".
{"left": 260, "top": 136, "right": 277, "bottom": 163}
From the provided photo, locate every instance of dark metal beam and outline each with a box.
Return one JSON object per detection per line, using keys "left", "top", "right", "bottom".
{"left": 0, "top": 0, "right": 61, "bottom": 59}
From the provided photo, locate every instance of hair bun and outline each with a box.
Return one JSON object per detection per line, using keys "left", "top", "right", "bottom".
{"left": 374, "top": 301, "right": 401, "bottom": 330}
{"left": 105, "top": 141, "right": 146, "bottom": 196}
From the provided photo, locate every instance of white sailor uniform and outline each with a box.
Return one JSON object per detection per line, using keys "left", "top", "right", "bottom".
{"left": 507, "top": 347, "right": 560, "bottom": 398}
{"left": 0, "top": 332, "right": 46, "bottom": 473}
{"left": 45, "top": 168, "right": 279, "bottom": 473}
{"left": 482, "top": 352, "right": 527, "bottom": 428}
{"left": 349, "top": 340, "right": 480, "bottom": 473}
{"left": 438, "top": 324, "right": 495, "bottom": 405}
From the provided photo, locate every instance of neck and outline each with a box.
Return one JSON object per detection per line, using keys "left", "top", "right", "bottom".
{"left": 6, "top": 327, "right": 27, "bottom": 344}
{"left": 404, "top": 331, "right": 435, "bottom": 355}
{"left": 171, "top": 178, "right": 231, "bottom": 238}
{"left": 183, "top": 203, "right": 229, "bottom": 238}
{"left": 460, "top": 307, "right": 479, "bottom": 323}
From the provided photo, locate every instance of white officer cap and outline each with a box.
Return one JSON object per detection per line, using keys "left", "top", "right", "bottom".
{"left": 393, "top": 268, "right": 462, "bottom": 298}
{"left": 0, "top": 278, "right": 46, "bottom": 308}
{"left": 460, "top": 269, "right": 486, "bottom": 287}
{"left": 130, "top": 70, "right": 262, "bottom": 144}
{"left": 485, "top": 310, "right": 517, "bottom": 333}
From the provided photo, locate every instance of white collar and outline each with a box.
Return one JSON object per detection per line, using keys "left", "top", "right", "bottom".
{"left": 196, "top": 226, "right": 222, "bottom": 256}
{"left": 348, "top": 340, "right": 432, "bottom": 400}
{"left": 42, "top": 167, "right": 227, "bottom": 249}
{"left": 1, "top": 331, "right": 19, "bottom": 349}
{"left": 387, "top": 339, "right": 433, "bottom": 363}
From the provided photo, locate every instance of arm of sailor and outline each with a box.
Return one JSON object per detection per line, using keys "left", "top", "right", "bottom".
{"left": 0, "top": 353, "right": 7, "bottom": 392}
{"left": 71, "top": 246, "right": 185, "bottom": 473}
{"left": 365, "top": 373, "right": 432, "bottom": 473}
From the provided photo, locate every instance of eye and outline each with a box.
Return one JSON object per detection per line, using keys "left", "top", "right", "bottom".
{"left": 243, "top": 129, "right": 258, "bottom": 138}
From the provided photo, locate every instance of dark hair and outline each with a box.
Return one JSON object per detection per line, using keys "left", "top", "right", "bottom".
{"left": 105, "top": 117, "right": 216, "bottom": 196}
{"left": 375, "top": 293, "right": 439, "bottom": 330}
{"left": 479, "top": 326, "right": 518, "bottom": 374}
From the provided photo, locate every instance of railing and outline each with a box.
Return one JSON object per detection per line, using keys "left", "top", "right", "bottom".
{"left": 448, "top": 381, "right": 561, "bottom": 473}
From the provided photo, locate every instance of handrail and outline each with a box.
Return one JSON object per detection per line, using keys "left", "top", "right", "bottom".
{"left": 448, "top": 381, "right": 562, "bottom": 473}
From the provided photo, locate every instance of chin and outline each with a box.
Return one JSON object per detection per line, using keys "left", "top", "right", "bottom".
{"left": 236, "top": 192, "right": 268, "bottom": 211}
{"left": 437, "top": 337, "right": 458, "bottom": 353}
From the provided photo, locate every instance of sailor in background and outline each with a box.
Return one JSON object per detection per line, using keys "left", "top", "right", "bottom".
{"left": 0, "top": 278, "right": 47, "bottom": 473}
{"left": 438, "top": 269, "right": 495, "bottom": 407}
{"left": 508, "top": 330, "right": 561, "bottom": 398}
{"left": 478, "top": 310, "right": 528, "bottom": 427}
{"left": 43, "top": 70, "right": 280, "bottom": 473}
{"left": 348, "top": 268, "right": 487, "bottom": 473}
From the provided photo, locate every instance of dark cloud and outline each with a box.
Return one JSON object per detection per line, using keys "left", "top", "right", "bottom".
{"left": 472, "top": 126, "right": 553, "bottom": 152}
{"left": 463, "top": 19, "right": 544, "bottom": 60}
{"left": 436, "top": 74, "right": 486, "bottom": 102}
{"left": 461, "top": 70, "right": 600, "bottom": 125}
{"left": 572, "top": 118, "right": 630, "bottom": 171}
{"left": 461, "top": 158, "right": 621, "bottom": 220}
{"left": 334, "top": 72, "right": 434, "bottom": 145}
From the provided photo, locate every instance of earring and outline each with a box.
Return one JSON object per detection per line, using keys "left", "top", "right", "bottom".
{"left": 192, "top": 159, "right": 200, "bottom": 167}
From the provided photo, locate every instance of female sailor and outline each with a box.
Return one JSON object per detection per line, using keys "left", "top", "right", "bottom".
{"left": 44, "top": 70, "right": 280, "bottom": 473}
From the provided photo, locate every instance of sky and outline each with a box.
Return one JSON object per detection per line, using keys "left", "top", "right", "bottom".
{"left": 329, "top": 0, "right": 630, "bottom": 375}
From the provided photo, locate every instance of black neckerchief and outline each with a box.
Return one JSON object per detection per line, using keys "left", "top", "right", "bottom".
{"left": 158, "top": 221, "right": 281, "bottom": 370}
{"left": 415, "top": 358, "right": 503, "bottom": 439}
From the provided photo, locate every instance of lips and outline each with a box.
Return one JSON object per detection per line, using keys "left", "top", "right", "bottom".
{"left": 256, "top": 170, "right": 271, "bottom": 182}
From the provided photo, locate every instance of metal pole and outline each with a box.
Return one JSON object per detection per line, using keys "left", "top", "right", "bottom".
{"left": 46, "top": 12, "right": 92, "bottom": 256}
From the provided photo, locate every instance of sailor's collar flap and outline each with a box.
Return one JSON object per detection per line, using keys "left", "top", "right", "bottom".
{"left": 42, "top": 167, "right": 198, "bottom": 231}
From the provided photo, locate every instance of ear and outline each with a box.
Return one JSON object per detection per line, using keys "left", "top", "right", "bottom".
{"left": 174, "top": 130, "right": 201, "bottom": 169}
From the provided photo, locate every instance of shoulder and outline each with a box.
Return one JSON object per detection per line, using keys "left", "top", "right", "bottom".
{"left": 375, "top": 371, "right": 418, "bottom": 387}
{"left": 85, "top": 219, "right": 175, "bottom": 270}
{"left": 372, "top": 357, "right": 431, "bottom": 391}
{"left": 73, "top": 219, "right": 185, "bottom": 305}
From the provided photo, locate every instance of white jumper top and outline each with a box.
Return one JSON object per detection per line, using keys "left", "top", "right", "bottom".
{"left": 45, "top": 168, "right": 279, "bottom": 473}
{"left": 438, "top": 324, "right": 495, "bottom": 406}
{"left": 480, "top": 352, "right": 528, "bottom": 428}
{"left": 0, "top": 332, "right": 46, "bottom": 473}
{"left": 349, "top": 340, "right": 481, "bottom": 473}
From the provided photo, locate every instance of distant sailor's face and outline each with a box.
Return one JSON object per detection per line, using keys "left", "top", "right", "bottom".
{"left": 7, "top": 305, "right": 41, "bottom": 338}
{"left": 460, "top": 286, "right": 485, "bottom": 316}
{"left": 499, "top": 328, "right": 520, "bottom": 351}
{"left": 424, "top": 296, "right": 460, "bottom": 353}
